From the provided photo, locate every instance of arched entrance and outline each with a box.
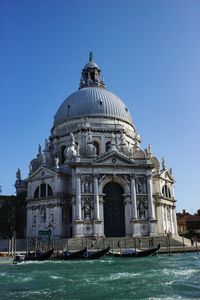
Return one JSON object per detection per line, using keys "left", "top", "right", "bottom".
{"left": 103, "top": 182, "right": 125, "bottom": 237}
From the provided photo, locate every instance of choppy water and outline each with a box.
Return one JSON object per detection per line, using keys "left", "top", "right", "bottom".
{"left": 0, "top": 253, "right": 199, "bottom": 299}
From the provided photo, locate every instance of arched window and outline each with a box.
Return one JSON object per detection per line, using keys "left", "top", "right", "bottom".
{"left": 106, "top": 141, "right": 111, "bottom": 152}
{"left": 41, "top": 183, "right": 46, "bottom": 197}
{"left": 48, "top": 184, "right": 53, "bottom": 196}
{"left": 93, "top": 141, "right": 100, "bottom": 155}
{"left": 34, "top": 186, "right": 39, "bottom": 198}
{"left": 60, "top": 146, "right": 66, "bottom": 164}
{"left": 33, "top": 184, "right": 53, "bottom": 198}
{"left": 162, "top": 185, "right": 171, "bottom": 198}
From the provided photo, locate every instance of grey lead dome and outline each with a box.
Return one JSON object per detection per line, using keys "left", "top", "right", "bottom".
{"left": 53, "top": 87, "right": 133, "bottom": 127}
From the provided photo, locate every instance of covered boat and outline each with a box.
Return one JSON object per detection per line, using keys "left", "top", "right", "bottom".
{"left": 109, "top": 244, "right": 160, "bottom": 258}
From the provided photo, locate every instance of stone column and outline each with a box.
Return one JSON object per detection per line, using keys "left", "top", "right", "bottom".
{"left": 147, "top": 174, "right": 157, "bottom": 235}
{"left": 172, "top": 206, "right": 178, "bottom": 236}
{"left": 130, "top": 176, "right": 137, "bottom": 219}
{"left": 74, "top": 175, "right": 83, "bottom": 237}
{"left": 26, "top": 205, "right": 32, "bottom": 238}
{"left": 130, "top": 176, "right": 140, "bottom": 236}
{"left": 56, "top": 205, "right": 62, "bottom": 238}
{"left": 156, "top": 204, "right": 163, "bottom": 234}
{"left": 94, "top": 176, "right": 100, "bottom": 220}
{"left": 75, "top": 175, "right": 82, "bottom": 220}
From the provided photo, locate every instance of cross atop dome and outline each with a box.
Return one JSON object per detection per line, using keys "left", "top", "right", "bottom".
{"left": 79, "top": 52, "right": 105, "bottom": 89}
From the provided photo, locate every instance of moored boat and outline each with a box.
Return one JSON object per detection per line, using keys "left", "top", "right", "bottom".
{"left": 109, "top": 244, "right": 160, "bottom": 258}
{"left": 24, "top": 249, "right": 54, "bottom": 261}
{"left": 54, "top": 247, "right": 87, "bottom": 260}
{"left": 82, "top": 246, "right": 110, "bottom": 260}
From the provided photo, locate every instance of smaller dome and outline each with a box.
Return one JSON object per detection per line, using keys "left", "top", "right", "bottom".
{"left": 83, "top": 61, "right": 100, "bottom": 70}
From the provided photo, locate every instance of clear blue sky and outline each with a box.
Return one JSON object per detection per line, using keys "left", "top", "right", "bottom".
{"left": 1, "top": 0, "right": 200, "bottom": 213}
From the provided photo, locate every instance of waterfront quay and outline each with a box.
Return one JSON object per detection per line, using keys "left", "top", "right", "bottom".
{"left": 0, "top": 235, "right": 199, "bottom": 255}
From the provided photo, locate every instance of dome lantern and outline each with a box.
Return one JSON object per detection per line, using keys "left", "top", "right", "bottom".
{"left": 79, "top": 52, "right": 105, "bottom": 89}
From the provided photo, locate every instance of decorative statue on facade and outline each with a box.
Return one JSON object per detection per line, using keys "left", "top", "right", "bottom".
{"left": 29, "top": 163, "right": 33, "bottom": 174}
{"left": 144, "top": 144, "right": 152, "bottom": 157}
{"left": 41, "top": 206, "right": 46, "bottom": 222}
{"left": 38, "top": 144, "right": 42, "bottom": 156}
{"left": 82, "top": 197, "right": 93, "bottom": 221}
{"left": 119, "top": 132, "right": 128, "bottom": 155}
{"left": 65, "top": 133, "right": 77, "bottom": 162}
{"left": 86, "top": 131, "right": 96, "bottom": 156}
{"left": 138, "top": 201, "right": 147, "bottom": 219}
{"left": 162, "top": 157, "right": 166, "bottom": 170}
{"left": 137, "top": 177, "right": 146, "bottom": 193}
{"left": 54, "top": 157, "right": 59, "bottom": 169}
{"left": 110, "top": 133, "right": 118, "bottom": 152}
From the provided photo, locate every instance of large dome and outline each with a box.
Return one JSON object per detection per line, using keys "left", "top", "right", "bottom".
{"left": 53, "top": 87, "right": 133, "bottom": 127}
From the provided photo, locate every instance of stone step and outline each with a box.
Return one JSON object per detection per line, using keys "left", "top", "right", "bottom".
{"left": 57, "top": 236, "right": 186, "bottom": 251}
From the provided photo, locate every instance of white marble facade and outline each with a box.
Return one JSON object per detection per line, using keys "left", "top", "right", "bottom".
{"left": 17, "top": 53, "right": 178, "bottom": 239}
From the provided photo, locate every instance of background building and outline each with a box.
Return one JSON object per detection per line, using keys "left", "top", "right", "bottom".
{"left": 16, "top": 54, "right": 178, "bottom": 239}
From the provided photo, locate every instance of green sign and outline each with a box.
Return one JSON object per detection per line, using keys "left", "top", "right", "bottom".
{"left": 38, "top": 230, "right": 50, "bottom": 236}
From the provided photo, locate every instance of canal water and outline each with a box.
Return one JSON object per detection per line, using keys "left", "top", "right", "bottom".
{"left": 0, "top": 253, "right": 199, "bottom": 299}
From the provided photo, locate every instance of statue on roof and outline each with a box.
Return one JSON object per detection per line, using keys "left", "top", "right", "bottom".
{"left": 16, "top": 168, "right": 21, "bottom": 182}
{"left": 162, "top": 157, "right": 166, "bottom": 170}
{"left": 38, "top": 144, "right": 42, "bottom": 155}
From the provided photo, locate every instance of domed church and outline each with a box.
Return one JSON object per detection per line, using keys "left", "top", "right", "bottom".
{"left": 16, "top": 53, "right": 178, "bottom": 239}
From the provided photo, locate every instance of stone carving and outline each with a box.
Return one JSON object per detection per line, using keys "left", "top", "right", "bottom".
{"left": 16, "top": 168, "right": 21, "bottom": 182}
{"left": 45, "top": 139, "right": 50, "bottom": 151}
{"left": 41, "top": 206, "right": 46, "bottom": 222}
{"left": 162, "top": 157, "right": 166, "bottom": 170}
{"left": 119, "top": 132, "right": 128, "bottom": 155}
{"left": 110, "top": 133, "right": 118, "bottom": 152}
{"left": 137, "top": 198, "right": 148, "bottom": 219}
{"left": 50, "top": 213, "right": 54, "bottom": 223}
{"left": 86, "top": 131, "right": 96, "bottom": 156}
{"left": 134, "top": 134, "right": 141, "bottom": 150}
{"left": 54, "top": 157, "right": 59, "bottom": 169}
{"left": 82, "top": 176, "right": 92, "bottom": 193}
{"left": 38, "top": 144, "right": 42, "bottom": 155}
{"left": 29, "top": 163, "right": 33, "bottom": 174}
{"left": 81, "top": 197, "right": 94, "bottom": 221}
{"left": 32, "top": 215, "right": 36, "bottom": 227}
{"left": 137, "top": 177, "right": 146, "bottom": 194}
{"left": 65, "top": 133, "right": 77, "bottom": 162}
{"left": 144, "top": 144, "right": 152, "bottom": 157}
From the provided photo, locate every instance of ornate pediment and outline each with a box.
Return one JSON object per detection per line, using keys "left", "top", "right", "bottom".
{"left": 28, "top": 166, "right": 59, "bottom": 181}
{"left": 160, "top": 169, "right": 174, "bottom": 183}
{"left": 92, "top": 151, "right": 135, "bottom": 165}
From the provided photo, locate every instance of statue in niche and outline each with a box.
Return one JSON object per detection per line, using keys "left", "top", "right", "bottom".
{"left": 41, "top": 206, "right": 46, "bottom": 222}
{"left": 83, "top": 176, "right": 92, "bottom": 193}
{"left": 32, "top": 215, "right": 36, "bottom": 226}
{"left": 138, "top": 177, "right": 146, "bottom": 193}
{"left": 83, "top": 198, "right": 92, "bottom": 220}
{"left": 50, "top": 213, "right": 54, "bottom": 223}
{"left": 139, "top": 201, "right": 146, "bottom": 219}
